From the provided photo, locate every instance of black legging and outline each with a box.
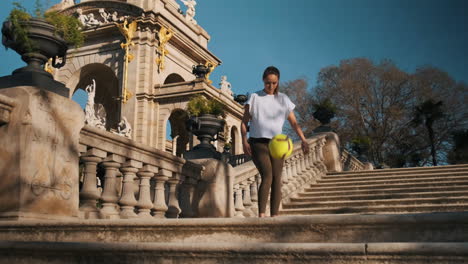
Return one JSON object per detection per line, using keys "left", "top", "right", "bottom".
{"left": 249, "top": 139, "right": 284, "bottom": 216}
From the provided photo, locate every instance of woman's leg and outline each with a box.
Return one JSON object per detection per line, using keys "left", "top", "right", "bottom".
{"left": 270, "top": 156, "right": 284, "bottom": 216}
{"left": 250, "top": 142, "right": 272, "bottom": 216}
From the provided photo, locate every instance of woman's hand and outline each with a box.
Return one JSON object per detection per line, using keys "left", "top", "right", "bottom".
{"left": 301, "top": 140, "right": 309, "bottom": 154}
{"left": 242, "top": 139, "right": 252, "bottom": 157}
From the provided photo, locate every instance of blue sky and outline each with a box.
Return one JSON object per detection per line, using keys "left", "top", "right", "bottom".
{"left": 1, "top": 0, "right": 467, "bottom": 99}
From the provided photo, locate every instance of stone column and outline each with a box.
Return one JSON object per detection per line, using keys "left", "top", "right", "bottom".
{"left": 152, "top": 168, "right": 170, "bottom": 218}
{"left": 234, "top": 184, "right": 245, "bottom": 218}
{"left": 119, "top": 160, "right": 142, "bottom": 219}
{"left": 249, "top": 175, "right": 259, "bottom": 216}
{"left": 99, "top": 157, "right": 123, "bottom": 219}
{"left": 79, "top": 151, "right": 104, "bottom": 219}
{"left": 135, "top": 165, "right": 156, "bottom": 218}
{"left": 179, "top": 176, "right": 197, "bottom": 218}
{"left": 166, "top": 175, "right": 181, "bottom": 218}
{"left": 242, "top": 181, "right": 254, "bottom": 217}
{"left": 0, "top": 87, "right": 84, "bottom": 220}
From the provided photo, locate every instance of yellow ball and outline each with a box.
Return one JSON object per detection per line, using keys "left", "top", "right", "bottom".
{"left": 268, "top": 134, "right": 293, "bottom": 159}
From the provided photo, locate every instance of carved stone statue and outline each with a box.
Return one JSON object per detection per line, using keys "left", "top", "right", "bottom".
{"left": 76, "top": 9, "right": 88, "bottom": 26}
{"left": 219, "top": 75, "right": 233, "bottom": 96}
{"left": 117, "top": 116, "right": 132, "bottom": 138}
{"left": 181, "top": 0, "right": 197, "bottom": 25}
{"left": 86, "top": 13, "right": 101, "bottom": 27}
{"left": 76, "top": 8, "right": 127, "bottom": 29}
{"left": 84, "top": 79, "right": 106, "bottom": 130}
{"left": 99, "top": 8, "right": 110, "bottom": 23}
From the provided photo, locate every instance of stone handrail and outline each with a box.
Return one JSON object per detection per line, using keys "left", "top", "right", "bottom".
{"left": 341, "top": 149, "right": 373, "bottom": 171}
{"left": 231, "top": 133, "right": 330, "bottom": 217}
{"left": 78, "top": 125, "right": 203, "bottom": 219}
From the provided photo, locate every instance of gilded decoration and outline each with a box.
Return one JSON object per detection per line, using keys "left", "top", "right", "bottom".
{"left": 116, "top": 19, "right": 137, "bottom": 103}
{"left": 155, "top": 26, "right": 174, "bottom": 71}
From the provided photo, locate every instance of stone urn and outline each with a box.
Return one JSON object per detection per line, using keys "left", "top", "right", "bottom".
{"left": 1, "top": 18, "right": 69, "bottom": 96}
{"left": 234, "top": 94, "right": 248, "bottom": 105}
{"left": 192, "top": 64, "right": 211, "bottom": 79}
{"left": 187, "top": 114, "right": 225, "bottom": 150}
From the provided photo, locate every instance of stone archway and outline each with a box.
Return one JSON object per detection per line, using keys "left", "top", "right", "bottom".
{"left": 70, "top": 63, "right": 120, "bottom": 129}
{"left": 168, "top": 109, "right": 190, "bottom": 157}
{"left": 164, "top": 73, "right": 185, "bottom": 84}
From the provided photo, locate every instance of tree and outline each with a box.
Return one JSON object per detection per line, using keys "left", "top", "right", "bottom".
{"left": 284, "top": 58, "right": 468, "bottom": 167}
{"left": 448, "top": 130, "right": 468, "bottom": 164}
{"left": 281, "top": 78, "right": 319, "bottom": 138}
{"left": 412, "top": 100, "right": 444, "bottom": 166}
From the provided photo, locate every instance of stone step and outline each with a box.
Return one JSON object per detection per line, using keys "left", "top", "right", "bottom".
{"left": 0, "top": 241, "right": 467, "bottom": 264}
{"left": 315, "top": 174, "right": 468, "bottom": 188}
{"left": 292, "top": 190, "right": 468, "bottom": 202}
{"left": 1, "top": 212, "right": 468, "bottom": 243}
{"left": 326, "top": 164, "right": 468, "bottom": 177}
{"left": 280, "top": 203, "right": 468, "bottom": 215}
{"left": 320, "top": 171, "right": 468, "bottom": 183}
{"left": 303, "top": 179, "right": 468, "bottom": 192}
{"left": 299, "top": 184, "right": 468, "bottom": 197}
{"left": 283, "top": 196, "right": 468, "bottom": 209}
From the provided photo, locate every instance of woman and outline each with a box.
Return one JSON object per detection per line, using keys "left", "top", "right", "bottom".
{"left": 241, "top": 66, "right": 309, "bottom": 217}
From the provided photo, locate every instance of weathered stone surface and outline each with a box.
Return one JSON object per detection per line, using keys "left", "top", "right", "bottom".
{"left": 0, "top": 86, "right": 84, "bottom": 220}
{"left": 0, "top": 241, "right": 467, "bottom": 264}
{"left": 189, "top": 158, "right": 234, "bottom": 217}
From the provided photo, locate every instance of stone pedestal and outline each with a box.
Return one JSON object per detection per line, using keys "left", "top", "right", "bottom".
{"left": 190, "top": 159, "right": 234, "bottom": 217}
{"left": 320, "top": 132, "right": 343, "bottom": 172}
{"left": 0, "top": 86, "right": 84, "bottom": 220}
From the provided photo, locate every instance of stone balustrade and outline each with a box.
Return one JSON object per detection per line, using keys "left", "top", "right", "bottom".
{"left": 231, "top": 134, "right": 330, "bottom": 217}
{"left": 341, "top": 149, "right": 373, "bottom": 171}
{"left": 78, "top": 125, "right": 203, "bottom": 219}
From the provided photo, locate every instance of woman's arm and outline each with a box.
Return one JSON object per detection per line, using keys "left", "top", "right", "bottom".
{"left": 241, "top": 105, "right": 252, "bottom": 156}
{"left": 287, "top": 111, "right": 309, "bottom": 154}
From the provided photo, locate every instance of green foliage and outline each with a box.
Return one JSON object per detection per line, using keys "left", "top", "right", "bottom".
{"left": 45, "top": 11, "right": 84, "bottom": 48}
{"left": 6, "top": 1, "right": 84, "bottom": 52}
{"left": 186, "top": 95, "right": 226, "bottom": 118}
{"left": 7, "top": 3, "right": 34, "bottom": 51}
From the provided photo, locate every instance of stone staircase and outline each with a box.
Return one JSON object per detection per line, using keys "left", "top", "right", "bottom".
{"left": 281, "top": 164, "right": 468, "bottom": 215}
{"left": 1, "top": 165, "right": 468, "bottom": 263}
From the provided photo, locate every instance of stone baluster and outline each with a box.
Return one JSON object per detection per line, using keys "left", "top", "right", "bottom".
{"left": 304, "top": 147, "right": 314, "bottom": 182}
{"left": 249, "top": 175, "right": 259, "bottom": 216}
{"left": 242, "top": 181, "right": 254, "bottom": 217}
{"left": 79, "top": 148, "right": 106, "bottom": 219}
{"left": 136, "top": 165, "right": 157, "bottom": 218}
{"left": 291, "top": 155, "right": 302, "bottom": 190}
{"left": 234, "top": 184, "right": 245, "bottom": 217}
{"left": 298, "top": 153, "right": 308, "bottom": 184}
{"left": 179, "top": 175, "right": 197, "bottom": 218}
{"left": 166, "top": 173, "right": 182, "bottom": 218}
{"left": 311, "top": 142, "right": 320, "bottom": 180}
{"left": 306, "top": 149, "right": 317, "bottom": 183}
{"left": 153, "top": 168, "right": 171, "bottom": 218}
{"left": 285, "top": 158, "right": 295, "bottom": 194}
{"left": 318, "top": 139, "right": 327, "bottom": 172}
{"left": 118, "top": 160, "right": 142, "bottom": 219}
{"left": 99, "top": 154, "right": 124, "bottom": 219}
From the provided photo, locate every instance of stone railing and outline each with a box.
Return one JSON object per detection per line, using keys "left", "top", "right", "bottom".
{"left": 227, "top": 153, "right": 252, "bottom": 167}
{"left": 341, "top": 149, "right": 373, "bottom": 171}
{"left": 78, "top": 125, "right": 203, "bottom": 219}
{"left": 231, "top": 134, "right": 330, "bottom": 217}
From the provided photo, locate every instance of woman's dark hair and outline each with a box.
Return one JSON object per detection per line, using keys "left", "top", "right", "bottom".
{"left": 262, "top": 66, "right": 280, "bottom": 94}
{"left": 262, "top": 66, "right": 280, "bottom": 80}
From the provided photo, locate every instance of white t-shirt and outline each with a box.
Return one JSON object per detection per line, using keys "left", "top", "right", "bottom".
{"left": 246, "top": 90, "right": 295, "bottom": 139}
